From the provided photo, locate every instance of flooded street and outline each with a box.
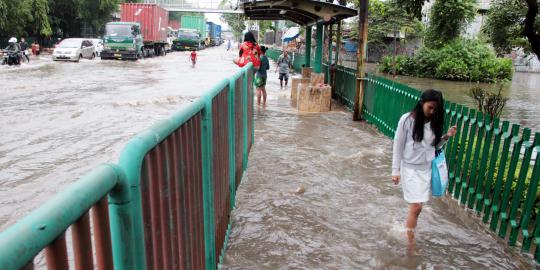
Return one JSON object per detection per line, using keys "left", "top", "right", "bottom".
{"left": 0, "top": 46, "right": 239, "bottom": 229}
{"left": 380, "top": 71, "right": 540, "bottom": 132}
{"left": 223, "top": 74, "right": 534, "bottom": 269}
{"left": 1, "top": 48, "right": 537, "bottom": 268}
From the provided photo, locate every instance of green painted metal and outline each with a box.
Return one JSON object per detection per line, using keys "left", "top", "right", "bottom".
{"left": 202, "top": 96, "right": 217, "bottom": 270}
{"left": 520, "top": 135, "right": 540, "bottom": 252}
{"left": 0, "top": 63, "right": 255, "bottom": 269}
{"left": 481, "top": 118, "right": 502, "bottom": 221}
{"left": 0, "top": 164, "right": 134, "bottom": 270}
{"left": 508, "top": 129, "right": 534, "bottom": 245}
{"left": 314, "top": 23, "right": 324, "bottom": 73}
{"left": 305, "top": 26, "right": 312, "bottom": 67}
{"left": 327, "top": 24, "right": 333, "bottom": 85}
{"left": 242, "top": 71, "right": 249, "bottom": 171}
{"left": 465, "top": 112, "right": 485, "bottom": 208}
{"left": 472, "top": 115, "right": 494, "bottom": 213}
{"left": 488, "top": 121, "right": 512, "bottom": 231}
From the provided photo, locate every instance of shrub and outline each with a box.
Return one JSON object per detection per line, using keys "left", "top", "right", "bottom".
{"left": 379, "top": 39, "right": 514, "bottom": 82}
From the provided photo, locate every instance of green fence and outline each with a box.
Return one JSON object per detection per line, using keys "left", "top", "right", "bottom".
{"left": 335, "top": 69, "right": 540, "bottom": 263}
{"left": 0, "top": 64, "right": 255, "bottom": 270}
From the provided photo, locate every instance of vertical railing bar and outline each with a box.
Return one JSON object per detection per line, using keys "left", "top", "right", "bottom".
{"left": 91, "top": 197, "right": 114, "bottom": 270}
{"left": 71, "top": 212, "right": 94, "bottom": 270}
{"left": 44, "top": 233, "right": 69, "bottom": 270}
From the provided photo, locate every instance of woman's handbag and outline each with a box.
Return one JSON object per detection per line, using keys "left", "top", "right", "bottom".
{"left": 431, "top": 150, "right": 449, "bottom": 197}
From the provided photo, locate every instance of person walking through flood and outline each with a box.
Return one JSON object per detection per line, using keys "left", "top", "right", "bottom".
{"left": 255, "top": 46, "right": 270, "bottom": 106}
{"left": 190, "top": 50, "right": 197, "bottom": 67}
{"left": 391, "top": 89, "right": 457, "bottom": 255}
{"left": 275, "top": 50, "right": 291, "bottom": 88}
{"left": 233, "top": 31, "right": 261, "bottom": 72}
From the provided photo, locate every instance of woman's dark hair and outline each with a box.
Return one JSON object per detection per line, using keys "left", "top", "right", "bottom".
{"left": 260, "top": 46, "right": 267, "bottom": 53}
{"left": 411, "top": 89, "right": 445, "bottom": 146}
{"left": 243, "top": 31, "right": 257, "bottom": 44}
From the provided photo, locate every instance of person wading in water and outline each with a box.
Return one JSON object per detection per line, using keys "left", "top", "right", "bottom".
{"left": 391, "top": 89, "right": 457, "bottom": 255}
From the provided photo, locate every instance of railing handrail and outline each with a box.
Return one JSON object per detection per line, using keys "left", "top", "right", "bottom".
{"left": 0, "top": 164, "right": 131, "bottom": 270}
{"left": 0, "top": 63, "right": 254, "bottom": 270}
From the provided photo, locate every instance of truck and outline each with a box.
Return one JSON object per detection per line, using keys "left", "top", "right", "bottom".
{"left": 172, "top": 29, "right": 202, "bottom": 51}
{"left": 175, "top": 15, "right": 206, "bottom": 50}
{"left": 101, "top": 3, "right": 169, "bottom": 60}
{"left": 206, "top": 22, "right": 223, "bottom": 47}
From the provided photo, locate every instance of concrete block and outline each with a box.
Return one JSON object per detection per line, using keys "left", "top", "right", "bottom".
{"left": 302, "top": 67, "right": 312, "bottom": 78}
{"left": 310, "top": 73, "right": 325, "bottom": 86}
{"left": 297, "top": 83, "right": 332, "bottom": 112}
{"left": 291, "top": 76, "right": 302, "bottom": 107}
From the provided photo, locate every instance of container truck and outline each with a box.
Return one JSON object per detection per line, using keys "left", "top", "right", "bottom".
{"left": 206, "top": 22, "right": 223, "bottom": 46}
{"left": 101, "top": 3, "right": 169, "bottom": 60}
{"left": 179, "top": 15, "right": 206, "bottom": 48}
{"left": 172, "top": 29, "right": 202, "bottom": 51}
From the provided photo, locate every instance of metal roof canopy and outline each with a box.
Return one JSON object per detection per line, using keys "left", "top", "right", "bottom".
{"left": 240, "top": 0, "right": 357, "bottom": 26}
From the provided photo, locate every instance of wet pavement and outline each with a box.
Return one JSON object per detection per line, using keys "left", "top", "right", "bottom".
{"left": 222, "top": 67, "right": 534, "bottom": 269}
{"left": 0, "top": 45, "right": 239, "bottom": 229}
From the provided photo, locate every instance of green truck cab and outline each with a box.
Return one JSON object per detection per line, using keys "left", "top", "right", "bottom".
{"left": 172, "top": 29, "right": 202, "bottom": 51}
{"left": 101, "top": 22, "right": 143, "bottom": 60}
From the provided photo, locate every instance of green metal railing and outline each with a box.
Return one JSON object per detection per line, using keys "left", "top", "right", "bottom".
{"left": 0, "top": 64, "right": 255, "bottom": 269}
{"left": 337, "top": 70, "right": 540, "bottom": 263}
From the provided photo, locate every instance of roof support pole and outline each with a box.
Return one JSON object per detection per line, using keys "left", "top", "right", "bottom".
{"left": 305, "top": 26, "right": 312, "bottom": 67}
{"left": 333, "top": 20, "right": 342, "bottom": 91}
{"left": 327, "top": 23, "right": 333, "bottom": 85}
{"left": 314, "top": 22, "right": 324, "bottom": 73}
{"left": 353, "top": 0, "right": 368, "bottom": 121}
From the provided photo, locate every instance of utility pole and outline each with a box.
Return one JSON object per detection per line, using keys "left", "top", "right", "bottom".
{"left": 353, "top": 0, "right": 368, "bottom": 121}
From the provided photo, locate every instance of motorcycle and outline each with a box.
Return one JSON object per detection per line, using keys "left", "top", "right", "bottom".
{"left": 2, "top": 50, "right": 21, "bottom": 66}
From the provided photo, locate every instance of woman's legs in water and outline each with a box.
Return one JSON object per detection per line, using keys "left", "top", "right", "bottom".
{"left": 262, "top": 85, "right": 267, "bottom": 105}
{"left": 406, "top": 202, "right": 422, "bottom": 255}
{"left": 257, "top": 87, "right": 262, "bottom": 105}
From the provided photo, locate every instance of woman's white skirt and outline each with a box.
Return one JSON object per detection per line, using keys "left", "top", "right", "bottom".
{"left": 401, "top": 166, "right": 431, "bottom": 203}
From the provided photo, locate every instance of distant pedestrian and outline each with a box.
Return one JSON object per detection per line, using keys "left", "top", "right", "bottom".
{"left": 391, "top": 89, "right": 457, "bottom": 256}
{"left": 275, "top": 50, "right": 291, "bottom": 88}
{"left": 190, "top": 50, "right": 197, "bottom": 67}
{"left": 227, "top": 39, "right": 231, "bottom": 51}
{"left": 233, "top": 32, "right": 261, "bottom": 71}
{"left": 255, "top": 46, "right": 270, "bottom": 106}
{"left": 19, "top": 38, "right": 29, "bottom": 62}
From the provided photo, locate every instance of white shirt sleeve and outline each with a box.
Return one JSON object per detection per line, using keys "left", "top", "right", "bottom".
{"left": 392, "top": 114, "right": 408, "bottom": 176}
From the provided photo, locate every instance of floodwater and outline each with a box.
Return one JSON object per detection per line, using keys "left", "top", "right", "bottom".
{"left": 0, "top": 48, "right": 536, "bottom": 268}
{"left": 0, "top": 46, "right": 239, "bottom": 230}
{"left": 378, "top": 71, "right": 540, "bottom": 133}
{"left": 222, "top": 71, "right": 534, "bottom": 269}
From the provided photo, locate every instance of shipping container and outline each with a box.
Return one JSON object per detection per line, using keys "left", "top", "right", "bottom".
{"left": 121, "top": 3, "right": 169, "bottom": 43}
{"left": 181, "top": 15, "right": 206, "bottom": 39}
{"left": 169, "top": 20, "right": 180, "bottom": 30}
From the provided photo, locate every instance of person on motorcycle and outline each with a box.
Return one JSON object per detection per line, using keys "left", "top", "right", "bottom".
{"left": 3, "top": 37, "right": 21, "bottom": 65}
{"left": 19, "top": 38, "right": 29, "bottom": 62}
{"left": 5, "top": 37, "right": 21, "bottom": 54}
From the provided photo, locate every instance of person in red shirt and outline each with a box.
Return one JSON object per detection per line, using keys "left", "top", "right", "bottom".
{"left": 190, "top": 50, "right": 197, "bottom": 67}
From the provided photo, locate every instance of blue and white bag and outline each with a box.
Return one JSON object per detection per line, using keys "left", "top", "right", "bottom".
{"left": 431, "top": 150, "right": 449, "bottom": 197}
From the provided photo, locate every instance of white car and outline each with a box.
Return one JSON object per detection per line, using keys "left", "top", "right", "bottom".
{"left": 89, "top": 39, "right": 104, "bottom": 57}
{"left": 52, "top": 38, "right": 96, "bottom": 62}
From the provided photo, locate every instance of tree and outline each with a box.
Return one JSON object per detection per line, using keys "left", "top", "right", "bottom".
{"left": 219, "top": 0, "right": 246, "bottom": 40}
{"left": 424, "top": 0, "right": 477, "bottom": 48}
{"left": 77, "top": 0, "right": 121, "bottom": 36}
{"left": 349, "top": 0, "right": 424, "bottom": 51}
{"left": 483, "top": 0, "right": 529, "bottom": 55}
{"left": 398, "top": 0, "right": 540, "bottom": 59}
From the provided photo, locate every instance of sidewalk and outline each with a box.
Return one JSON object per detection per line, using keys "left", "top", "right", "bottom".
{"left": 221, "top": 65, "right": 533, "bottom": 269}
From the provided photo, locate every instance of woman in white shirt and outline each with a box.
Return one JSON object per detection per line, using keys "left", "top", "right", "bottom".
{"left": 392, "top": 89, "right": 457, "bottom": 255}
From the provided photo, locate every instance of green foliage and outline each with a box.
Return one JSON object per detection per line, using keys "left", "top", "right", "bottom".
{"left": 380, "top": 39, "right": 514, "bottom": 82}
{"left": 0, "top": 0, "right": 121, "bottom": 39}
{"left": 483, "top": 0, "right": 536, "bottom": 55}
{"left": 425, "top": 0, "right": 477, "bottom": 48}
{"left": 350, "top": 0, "right": 424, "bottom": 50}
